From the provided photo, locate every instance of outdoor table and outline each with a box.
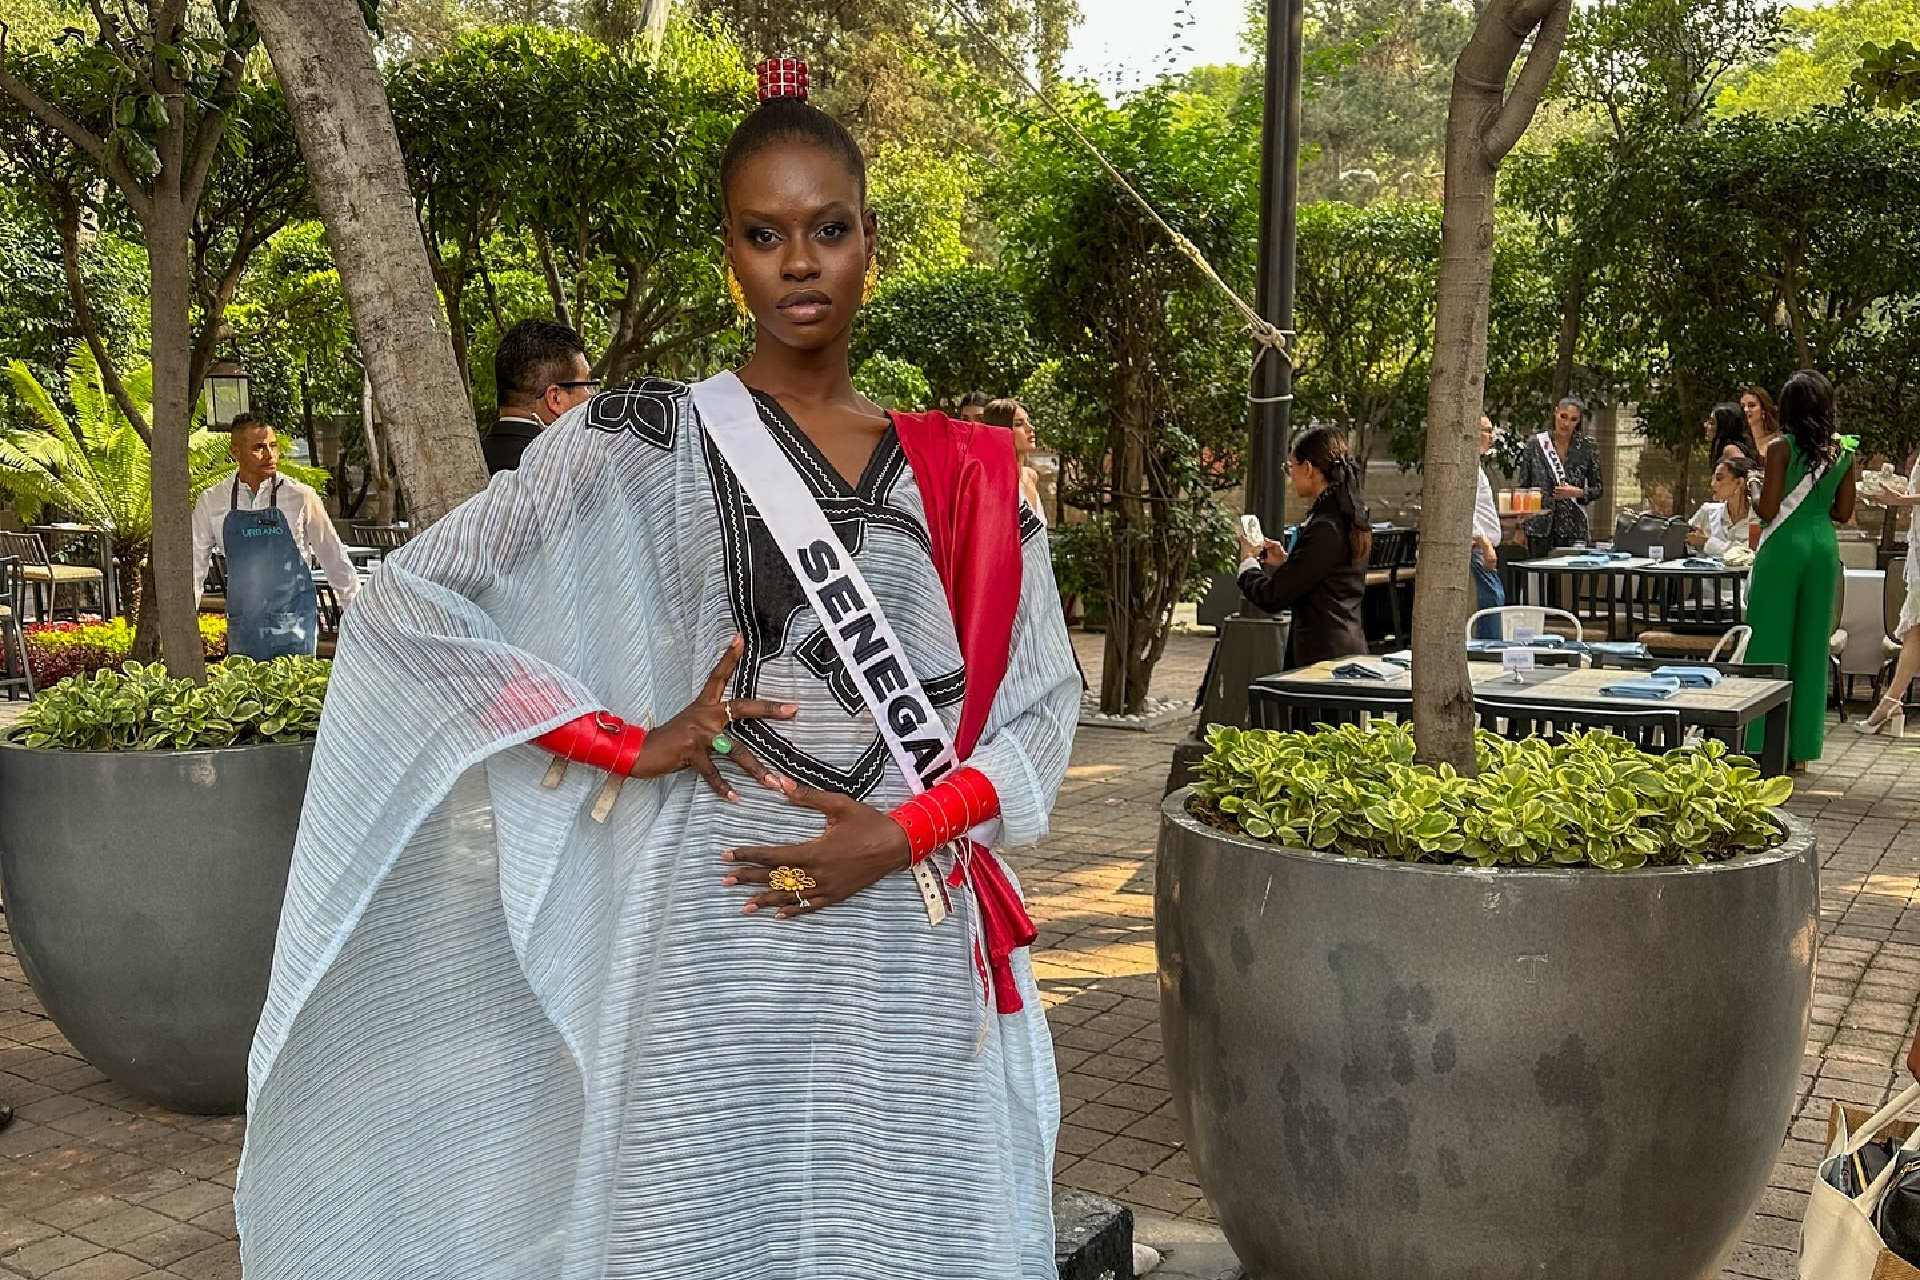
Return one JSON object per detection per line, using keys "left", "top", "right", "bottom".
{"left": 341, "top": 543, "right": 379, "bottom": 566}
{"left": 1249, "top": 659, "right": 1791, "bottom": 776}
{"left": 30, "top": 523, "right": 117, "bottom": 619}
{"left": 1514, "top": 554, "right": 1655, "bottom": 640}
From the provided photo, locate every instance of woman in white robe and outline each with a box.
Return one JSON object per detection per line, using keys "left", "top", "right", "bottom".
{"left": 236, "top": 62, "right": 1080, "bottom": 1280}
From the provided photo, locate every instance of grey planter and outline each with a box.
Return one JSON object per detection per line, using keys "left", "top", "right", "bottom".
{"left": 1157, "top": 790, "right": 1817, "bottom": 1280}
{"left": 0, "top": 740, "right": 312, "bottom": 1114}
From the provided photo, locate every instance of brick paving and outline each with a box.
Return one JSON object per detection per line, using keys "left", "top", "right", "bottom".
{"left": 7, "top": 640, "right": 1920, "bottom": 1278}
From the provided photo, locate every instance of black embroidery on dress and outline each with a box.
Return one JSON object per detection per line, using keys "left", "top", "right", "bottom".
{"left": 584, "top": 378, "right": 684, "bottom": 449}
{"left": 795, "top": 627, "right": 967, "bottom": 719}
{"left": 1019, "top": 502, "right": 1044, "bottom": 546}
{"left": 701, "top": 402, "right": 949, "bottom": 801}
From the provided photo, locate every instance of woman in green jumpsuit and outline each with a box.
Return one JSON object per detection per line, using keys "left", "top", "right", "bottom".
{"left": 1745, "top": 370, "right": 1857, "bottom": 765}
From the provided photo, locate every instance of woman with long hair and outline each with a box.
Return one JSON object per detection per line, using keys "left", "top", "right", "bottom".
{"left": 1705, "top": 401, "right": 1757, "bottom": 463}
{"left": 1515, "top": 396, "right": 1605, "bottom": 550}
{"left": 236, "top": 57, "right": 1080, "bottom": 1279}
{"left": 1746, "top": 370, "right": 1857, "bottom": 764}
{"left": 1742, "top": 384, "right": 1781, "bottom": 455}
{"left": 985, "top": 397, "right": 1046, "bottom": 524}
{"left": 1685, "top": 455, "right": 1759, "bottom": 563}
{"left": 1236, "top": 426, "right": 1371, "bottom": 666}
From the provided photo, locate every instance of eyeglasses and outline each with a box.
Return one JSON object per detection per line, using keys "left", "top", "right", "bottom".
{"left": 550, "top": 379, "right": 601, "bottom": 392}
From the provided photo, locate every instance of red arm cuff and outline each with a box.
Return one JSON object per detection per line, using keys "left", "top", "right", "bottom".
{"left": 535, "top": 712, "right": 648, "bottom": 777}
{"left": 889, "top": 767, "right": 1000, "bottom": 863}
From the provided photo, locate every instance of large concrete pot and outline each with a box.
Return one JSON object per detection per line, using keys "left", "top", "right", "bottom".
{"left": 0, "top": 740, "right": 312, "bottom": 1113}
{"left": 1157, "top": 790, "right": 1817, "bottom": 1280}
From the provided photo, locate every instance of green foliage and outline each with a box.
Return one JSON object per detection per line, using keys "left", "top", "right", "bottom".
{"left": 995, "top": 80, "right": 1254, "bottom": 712}
{"left": 25, "top": 615, "right": 227, "bottom": 687}
{"left": 223, "top": 222, "right": 363, "bottom": 436}
{"left": 867, "top": 142, "right": 974, "bottom": 282}
{"left": 388, "top": 20, "right": 753, "bottom": 391}
{"left": 1293, "top": 201, "right": 1439, "bottom": 463}
{"left": 1193, "top": 722, "right": 1793, "bottom": 870}
{"left": 853, "top": 266, "right": 1036, "bottom": 407}
{"left": 1719, "top": 0, "right": 1920, "bottom": 116}
{"left": 7, "top": 655, "right": 330, "bottom": 751}
{"left": 852, "top": 354, "right": 931, "bottom": 409}
{"left": 1856, "top": 35, "right": 1920, "bottom": 109}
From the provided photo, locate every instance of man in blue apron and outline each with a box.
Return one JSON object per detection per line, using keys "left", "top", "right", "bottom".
{"left": 190, "top": 416, "right": 361, "bottom": 658}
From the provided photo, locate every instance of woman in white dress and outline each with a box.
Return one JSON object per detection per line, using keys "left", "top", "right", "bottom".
{"left": 1862, "top": 448, "right": 1920, "bottom": 736}
{"left": 986, "top": 398, "right": 1046, "bottom": 524}
{"left": 1685, "top": 456, "right": 1759, "bottom": 565}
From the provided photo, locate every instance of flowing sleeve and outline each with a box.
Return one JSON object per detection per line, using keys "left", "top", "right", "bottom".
{"left": 963, "top": 514, "right": 1081, "bottom": 850}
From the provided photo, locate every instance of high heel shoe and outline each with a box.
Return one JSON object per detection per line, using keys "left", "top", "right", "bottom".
{"left": 1861, "top": 695, "right": 1906, "bottom": 738}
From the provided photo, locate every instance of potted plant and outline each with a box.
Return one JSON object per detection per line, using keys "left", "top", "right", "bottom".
{"left": 1157, "top": 722, "right": 1814, "bottom": 1280}
{"left": 0, "top": 656, "right": 328, "bottom": 1113}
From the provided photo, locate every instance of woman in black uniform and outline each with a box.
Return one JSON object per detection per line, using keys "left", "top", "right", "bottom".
{"left": 1237, "top": 426, "right": 1372, "bottom": 667}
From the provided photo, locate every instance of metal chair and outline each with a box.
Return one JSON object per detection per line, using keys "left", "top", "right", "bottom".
{"left": 1248, "top": 681, "right": 1413, "bottom": 732}
{"left": 1630, "top": 567, "right": 1746, "bottom": 658}
{"left": 1474, "top": 694, "right": 1684, "bottom": 752}
{"left": 1363, "top": 528, "right": 1418, "bottom": 650}
{"left": 351, "top": 524, "right": 413, "bottom": 552}
{"left": 0, "top": 555, "right": 35, "bottom": 700}
{"left": 0, "top": 529, "right": 104, "bottom": 621}
{"left": 1588, "top": 651, "right": 1785, "bottom": 680}
{"left": 1465, "top": 606, "right": 1585, "bottom": 645}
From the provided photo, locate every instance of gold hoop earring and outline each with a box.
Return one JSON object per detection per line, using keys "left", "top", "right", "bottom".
{"left": 862, "top": 259, "right": 880, "bottom": 306}
{"left": 726, "top": 263, "right": 751, "bottom": 319}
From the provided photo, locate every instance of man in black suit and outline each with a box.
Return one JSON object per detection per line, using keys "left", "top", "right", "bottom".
{"left": 484, "top": 319, "right": 598, "bottom": 474}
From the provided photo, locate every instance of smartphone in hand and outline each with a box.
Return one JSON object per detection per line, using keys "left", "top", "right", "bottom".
{"left": 1240, "top": 514, "right": 1264, "bottom": 546}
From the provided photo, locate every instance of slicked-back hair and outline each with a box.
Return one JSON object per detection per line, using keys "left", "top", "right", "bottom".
{"left": 496, "top": 318, "right": 587, "bottom": 407}
{"left": 720, "top": 98, "right": 867, "bottom": 212}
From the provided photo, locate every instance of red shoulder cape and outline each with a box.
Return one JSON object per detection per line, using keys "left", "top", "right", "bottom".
{"left": 891, "top": 409, "right": 1037, "bottom": 1014}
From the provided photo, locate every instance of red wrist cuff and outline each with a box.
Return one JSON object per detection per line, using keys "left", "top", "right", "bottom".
{"left": 889, "top": 767, "right": 1000, "bottom": 863}
{"left": 535, "top": 712, "right": 648, "bottom": 777}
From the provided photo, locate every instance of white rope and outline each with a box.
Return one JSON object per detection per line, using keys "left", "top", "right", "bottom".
{"left": 941, "top": 0, "right": 1293, "bottom": 375}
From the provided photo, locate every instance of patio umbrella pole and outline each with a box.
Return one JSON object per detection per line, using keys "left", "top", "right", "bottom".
{"left": 1167, "top": 0, "right": 1304, "bottom": 793}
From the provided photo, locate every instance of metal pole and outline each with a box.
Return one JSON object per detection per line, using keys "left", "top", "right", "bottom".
{"left": 1167, "top": 0, "right": 1309, "bottom": 794}
{"left": 1247, "top": 0, "right": 1305, "bottom": 536}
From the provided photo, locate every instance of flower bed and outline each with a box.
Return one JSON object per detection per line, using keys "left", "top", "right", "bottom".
{"left": 24, "top": 616, "right": 227, "bottom": 688}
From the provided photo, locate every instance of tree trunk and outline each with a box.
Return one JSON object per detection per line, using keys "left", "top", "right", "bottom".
{"left": 147, "top": 192, "right": 208, "bottom": 683}
{"left": 249, "top": 0, "right": 489, "bottom": 526}
{"left": 1550, "top": 266, "right": 1587, "bottom": 401}
{"left": 1411, "top": 0, "right": 1572, "bottom": 770}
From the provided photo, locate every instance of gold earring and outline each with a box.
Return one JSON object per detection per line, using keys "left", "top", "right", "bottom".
{"left": 862, "top": 259, "right": 880, "bottom": 306}
{"left": 726, "top": 263, "right": 751, "bottom": 319}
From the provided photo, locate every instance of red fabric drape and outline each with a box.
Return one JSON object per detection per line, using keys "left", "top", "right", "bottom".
{"left": 893, "top": 411, "right": 1038, "bottom": 1013}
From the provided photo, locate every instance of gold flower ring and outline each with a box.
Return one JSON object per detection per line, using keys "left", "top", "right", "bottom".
{"left": 769, "top": 866, "right": 817, "bottom": 902}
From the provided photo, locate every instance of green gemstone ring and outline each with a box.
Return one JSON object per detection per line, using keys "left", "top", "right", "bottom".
{"left": 711, "top": 733, "right": 734, "bottom": 755}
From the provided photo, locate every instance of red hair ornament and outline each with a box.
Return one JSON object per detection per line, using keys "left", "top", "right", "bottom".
{"left": 756, "top": 57, "right": 809, "bottom": 102}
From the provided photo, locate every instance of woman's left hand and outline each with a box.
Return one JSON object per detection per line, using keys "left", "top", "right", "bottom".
{"left": 721, "top": 784, "right": 912, "bottom": 918}
{"left": 1553, "top": 484, "right": 1584, "bottom": 500}
{"left": 1237, "top": 530, "right": 1261, "bottom": 563}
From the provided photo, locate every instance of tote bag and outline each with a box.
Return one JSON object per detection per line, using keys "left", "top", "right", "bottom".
{"left": 1802, "top": 1081, "right": 1920, "bottom": 1279}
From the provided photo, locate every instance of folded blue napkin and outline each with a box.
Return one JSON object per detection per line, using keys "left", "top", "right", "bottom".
{"left": 1466, "top": 639, "right": 1505, "bottom": 653}
{"left": 1572, "top": 641, "right": 1652, "bottom": 658}
{"left": 1380, "top": 652, "right": 1412, "bottom": 668}
{"left": 1599, "top": 676, "right": 1683, "bottom": 700}
{"left": 1564, "top": 554, "right": 1612, "bottom": 566}
{"left": 1677, "top": 557, "right": 1724, "bottom": 569}
{"left": 1331, "top": 662, "right": 1394, "bottom": 680}
{"left": 1651, "top": 664, "right": 1722, "bottom": 688}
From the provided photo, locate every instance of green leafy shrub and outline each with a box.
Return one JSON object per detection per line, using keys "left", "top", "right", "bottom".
{"left": 6, "top": 656, "right": 329, "bottom": 751}
{"left": 1191, "top": 722, "right": 1793, "bottom": 871}
{"left": 852, "top": 354, "right": 933, "bottom": 410}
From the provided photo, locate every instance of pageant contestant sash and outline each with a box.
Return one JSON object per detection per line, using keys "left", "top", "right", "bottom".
{"left": 1535, "top": 432, "right": 1571, "bottom": 490}
{"left": 692, "top": 372, "right": 965, "bottom": 927}
{"left": 1754, "top": 437, "right": 1854, "bottom": 551}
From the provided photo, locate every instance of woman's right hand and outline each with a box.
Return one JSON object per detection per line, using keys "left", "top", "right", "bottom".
{"left": 1685, "top": 527, "right": 1707, "bottom": 549}
{"left": 632, "top": 635, "right": 797, "bottom": 802}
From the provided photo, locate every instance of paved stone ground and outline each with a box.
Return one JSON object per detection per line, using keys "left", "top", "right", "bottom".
{"left": 6, "top": 641, "right": 1920, "bottom": 1279}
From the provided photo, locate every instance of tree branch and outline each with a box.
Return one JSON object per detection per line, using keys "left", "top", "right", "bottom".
{"left": 50, "top": 191, "right": 152, "bottom": 443}
{"left": 181, "top": 41, "right": 251, "bottom": 211}
{"left": 1484, "top": 0, "right": 1574, "bottom": 162}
